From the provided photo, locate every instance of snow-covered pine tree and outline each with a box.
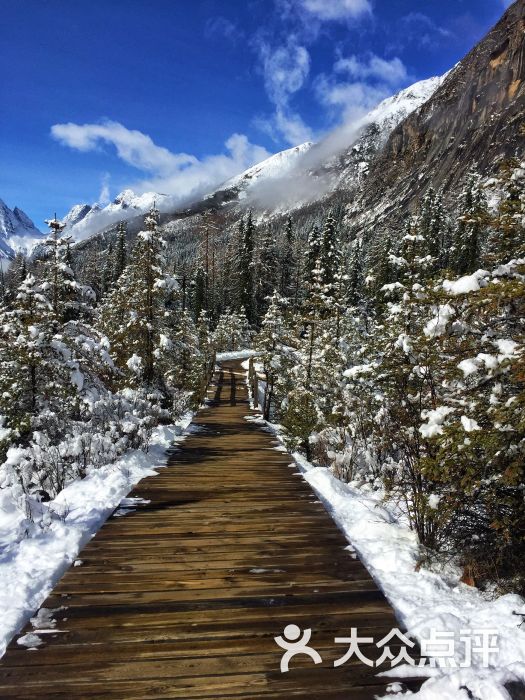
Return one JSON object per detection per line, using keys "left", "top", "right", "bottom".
{"left": 239, "top": 212, "right": 256, "bottom": 325}
{"left": 453, "top": 171, "right": 488, "bottom": 274}
{"left": 168, "top": 309, "right": 203, "bottom": 406}
{"left": 100, "top": 241, "right": 114, "bottom": 296}
{"left": 319, "top": 215, "right": 340, "bottom": 290}
{"left": 113, "top": 221, "right": 127, "bottom": 281}
{"left": 191, "top": 266, "right": 207, "bottom": 321}
{"left": 0, "top": 265, "right": 6, "bottom": 305}
{"left": 212, "top": 308, "right": 250, "bottom": 352}
{"left": 40, "top": 215, "right": 95, "bottom": 323}
{"left": 484, "top": 159, "right": 525, "bottom": 266}
{"left": 418, "top": 187, "right": 449, "bottom": 270}
{"left": 305, "top": 225, "right": 322, "bottom": 283}
{"left": 255, "top": 292, "right": 289, "bottom": 419}
{"left": 0, "top": 212, "right": 119, "bottom": 503}
{"left": 255, "top": 224, "right": 278, "bottom": 318}
{"left": 99, "top": 204, "right": 193, "bottom": 410}
{"left": 346, "top": 239, "right": 364, "bottom": 307}
{"left": 279, "top": 216, "right": 296, "bottom": 299}
{"left": 197, "top": 309, "right": 214, "bottom": 385}
{"left": 5, "top": 251, "right": 28, "bottom": 302}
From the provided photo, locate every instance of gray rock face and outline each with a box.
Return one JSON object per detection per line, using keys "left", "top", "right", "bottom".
{"left": 351, "top": 0, "right": 525, "bottom": 230}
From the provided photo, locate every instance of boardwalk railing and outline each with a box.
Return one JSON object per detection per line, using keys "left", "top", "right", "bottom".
{"left": 248, "top": 356, "right": 273, "bottom": 419}
{"left": 248, "top": 356, "right": 259, "bottom": 409}
{"left": 199, "top": 350, "right": 217, "bottom": 403}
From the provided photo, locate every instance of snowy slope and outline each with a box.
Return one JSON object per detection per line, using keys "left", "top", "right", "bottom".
{"left": 219, "top": 142, "right": 314, "bottom": 194}
{"left": 362, "top": 74, "right": 447, "bottom": 138}
{"left": 0, "top": 199, "right": 43, "bottom": 259}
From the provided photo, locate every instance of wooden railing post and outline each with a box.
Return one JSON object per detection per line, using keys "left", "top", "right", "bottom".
{"left": 248, "top": 357, "right": 258, "bottom": 408}
{"left": 200, "top": 350, "right": 217, "bottom": 404}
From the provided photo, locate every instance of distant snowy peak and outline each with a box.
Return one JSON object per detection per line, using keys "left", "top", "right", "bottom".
{"left": 0, "top": 199, "right": 41, "bottom": 239}
{"left": 62, "top": 203, "right": 99, "bottom": 230}
{"left": 0, "top": 199, "right": 43, "bottom": 259}
{"left": 108, "top": 189, "right": 160, "bottom": 211}
{"left": 219, "top": 142, "right": 314, "bottom": 192}
{"left": 62, "top": 190, "right": 164, "bottom": 239}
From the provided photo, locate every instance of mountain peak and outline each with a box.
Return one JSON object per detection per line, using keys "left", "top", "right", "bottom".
{"left": 0, "top": 200, "right": 42, "bottom": 259}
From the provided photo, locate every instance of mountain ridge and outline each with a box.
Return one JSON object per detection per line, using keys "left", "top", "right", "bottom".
{"left": 0, "top": 199, "right": 43, "bottom": 260}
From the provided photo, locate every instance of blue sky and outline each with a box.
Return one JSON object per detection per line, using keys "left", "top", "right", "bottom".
{"left": 0, "top": 0, "right": 512, "bottom": 227}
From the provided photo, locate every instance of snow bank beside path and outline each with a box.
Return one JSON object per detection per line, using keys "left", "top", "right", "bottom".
{"left": 0, "top": 414, "right": 193, "bottom": 657}
{"left": 295, "top": 457, "right": 525, "bottom": 699}
{"left": 244, "top": 406, "right": 525, "bottom": 700}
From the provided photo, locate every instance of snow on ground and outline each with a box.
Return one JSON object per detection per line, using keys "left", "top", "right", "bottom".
{"left": 243, "top": 375, "right": 525, "bottom": 699}
{"left": 0, "top": 414, "right": 193, "bottom": 657}
{"left": 216, "top": 349, "right": 259, "bottom": 361}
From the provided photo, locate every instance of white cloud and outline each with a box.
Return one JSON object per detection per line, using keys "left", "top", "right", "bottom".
{"left": 259, "top": 38, "right": 310, "bottom": 105}
{"left": 316, "top": 77, "right": 391, "bottom": 123}
{"left": 399, "top": 13, "right": 453, "bottom": 49}
{"left": 255, "top": 36, "right": 313, "bottom": 146}
{"left": 274, "top": 108, "right": 312, "bottom": 145}
{"left": 51, "top": 120, "right": 271, "bottom": 206}
{"left": 97, "top": 173, "right": 110, "bottom": 206}
{"left": 251, "top": 0, "right": 377, "bottom": 147}
{"left": 334, "top": 54, "right": 408, "bottom": 86}
{"left": 136, "top": 132, "right": 271, "bottom": 197}
{"left": 298, "top": 0, "right": 372, "bottom": 21}
{"left": 316, "top": 53, "right": 409, "bottom": 123}
{"left": 51, "top": 121, "right": 194, "bottom": 175}
{"left": 205, "top": 16, "right": 243, "bottom": 42}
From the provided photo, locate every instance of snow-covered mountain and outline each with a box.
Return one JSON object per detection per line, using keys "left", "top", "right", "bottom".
{"left": 203, "top": 74, "right": 446, "bottom": 215}
{"left": 61, "top": 190, "right": 165, "bottom": 240}
{"left": 0, "top": 199, "right": 43, "bottom": 260}
{"left": 219, "top": 142, "right": 314, "bottom": 197}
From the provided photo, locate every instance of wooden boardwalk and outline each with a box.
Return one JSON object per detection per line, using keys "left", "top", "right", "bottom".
{"left": 0, "top": 361, "right": 419, "bottom": 699}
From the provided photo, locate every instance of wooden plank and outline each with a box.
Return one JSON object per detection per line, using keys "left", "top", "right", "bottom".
{"left": 0, "top": 360, "right": 421, "bottom": 698}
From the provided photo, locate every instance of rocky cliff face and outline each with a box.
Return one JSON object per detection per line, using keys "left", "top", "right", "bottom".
{"left": 352, "top": 0, "right": 525, "bottom": 229}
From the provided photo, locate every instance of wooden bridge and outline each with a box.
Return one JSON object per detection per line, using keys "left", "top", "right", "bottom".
{"left": 0, "top": 360, "right": 419, "bottom": 699}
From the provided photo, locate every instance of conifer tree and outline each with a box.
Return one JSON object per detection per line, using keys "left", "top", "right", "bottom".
{"left": 484, "top": 159, "right": 525, "bottom": 266}
{"left": 305, "top": 225, "right": 322, "bottom": 284}
{"left": 239, "top": 212, "right": 256, "bottom": 325}
{"left": 255, "top": 224, "right": 278, "bottom": 317}
{"left": 100, "top": 241, "right": 114, "bottom": 295}
{"left": 453, "top": 171, "right": 488, "bottom": 274}
{"left": 319, "top": 215, "right": 340, "bottom": 290}
{"left": 99, "top": 204, "right": 187, "bottom": 406}
{"left": 41, "top": 216, "right": 93, "bottom": 323}
{"left": 212, "top": 308, "right": 250, "bottom": 352}
{"left": 192, "top": 266, "right": 207, "bottom": 321}
{"left": 347, "top": 239, "right": 364, "bottom": 307}
{"left": 280, "top": 216, "right": 296, "bottom": 298}
{"left": 255, "top": 292, "right": 289, "bottom": 419}
{"left": 113, "top": 221, "right": 127, "bottom": 281}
